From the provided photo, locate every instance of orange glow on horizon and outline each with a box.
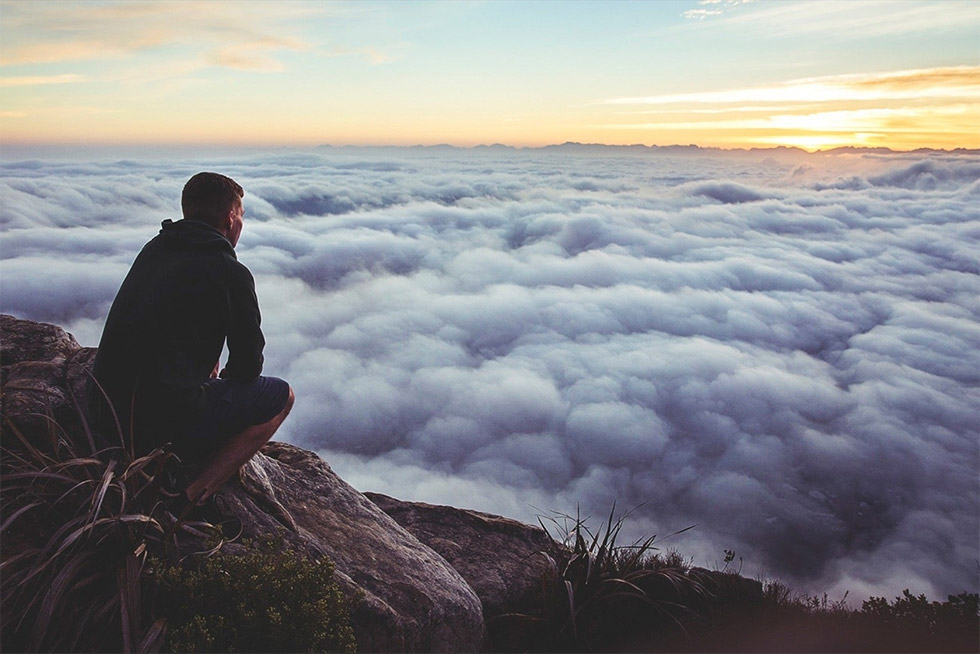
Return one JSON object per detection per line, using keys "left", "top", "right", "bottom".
{"left": 1, "top": 2, "right": 977, "bottom": 155}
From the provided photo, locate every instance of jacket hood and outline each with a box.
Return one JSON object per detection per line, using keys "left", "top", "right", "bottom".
{"left": 157, "top": 219, "right": 236, "bottom": 257}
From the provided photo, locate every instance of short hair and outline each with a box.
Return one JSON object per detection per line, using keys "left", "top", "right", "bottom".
{"left": 181, "top": 172, "right": 244, "bottom": 226}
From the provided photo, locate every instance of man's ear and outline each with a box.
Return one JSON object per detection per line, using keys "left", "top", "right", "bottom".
{"left": 222, "top": 207, "right": 236, "bottom": 232}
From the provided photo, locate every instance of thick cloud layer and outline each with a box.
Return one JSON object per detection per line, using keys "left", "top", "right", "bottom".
{"left": 2, "top": 146, "right": 977, "bottom": 601}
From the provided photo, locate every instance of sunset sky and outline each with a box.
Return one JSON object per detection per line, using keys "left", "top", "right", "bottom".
{"left": 1, "top": 0, "right": 978, "bottom": 151}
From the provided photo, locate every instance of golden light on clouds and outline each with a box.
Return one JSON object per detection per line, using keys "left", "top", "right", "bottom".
{"left": 605, "top": 67, "right": 980, "bottom": 106}
{"left": 599, "top": 67, "right": 980, "bottom": 150}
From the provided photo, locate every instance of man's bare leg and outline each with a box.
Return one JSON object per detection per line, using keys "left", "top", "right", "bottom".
{"left": 184, "top": 386, "right": 295, "bottom": 504}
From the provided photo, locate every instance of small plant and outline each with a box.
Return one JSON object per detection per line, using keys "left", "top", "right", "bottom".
{"left": 488, "top": 504, "right": 704, "bottom": 652}
{"left": 722, "top": 548, "right": 743, "bottom": 575}
{"left": 150, "top": 539, "right": 357, "bottom": 653}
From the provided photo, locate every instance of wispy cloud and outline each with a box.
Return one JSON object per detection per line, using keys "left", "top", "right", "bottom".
{"left": 206, "top": 36, "right": 309, "bottom": 73}
{"left": 682, "top": 8, "right": 723, "bottom": 20}
{"left": 598, "top": 67, "right": 980, "bottom": 150}
{"left": 681, "top": 0, "right": 980, "bottom": 37}
{"left": 603, "top": 67, "right": 980, "bottom": 106}
{"left": 0, "top": 1, "right": 312, "bottom": 70}
{"left": 0, "top": 74, "right": 85, "bottom": 87}
{"left": 323, "top": 46, "right": 401, "bottom": 65}
{"left": 683, "top": 0, "right": 752, "bottom": 20}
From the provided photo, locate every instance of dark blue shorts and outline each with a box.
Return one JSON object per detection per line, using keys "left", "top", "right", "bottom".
{"left": 174, "top": 375, "right": 290, "bottom": 460}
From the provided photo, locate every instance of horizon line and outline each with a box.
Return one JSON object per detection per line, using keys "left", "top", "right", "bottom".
{"left": 3, "top": 139, "right": 979, "bottom": 158}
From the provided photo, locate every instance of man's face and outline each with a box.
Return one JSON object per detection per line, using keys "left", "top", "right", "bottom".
{"left": 227, "top": 199, "right": 244, "bottom": 248}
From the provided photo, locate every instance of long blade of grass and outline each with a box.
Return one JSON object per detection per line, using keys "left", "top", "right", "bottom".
{"left": 196, "top": 537, "right": 228, "bottom": 559}
{"left": 87, "top": 459, "right": 118, "bottom": 523}
{"left": 0, "top": 546, "right": 42, "bottom": 575}
{"left": 52, "top": 517, "right": 114, "bottom": 558}
{"left": 50, "top": 513, "right": 159, "bottom": 561}
{"left": 37, "top": 405, "right": 69, "bottom": 458}
{"left": 593, "top": 576, "right": 648, "bottom": 599}
{"left": 86, "top": 372, "right": 127, "bottom": 452}
{"left": 65, "top": 375, "right": 98, "bottom": 455}
{"left": 125, "top": 392, "right": 138, "bottom": 460}
{"left": 50, "top": 457, "right": 106, "bottom": 473}
{"left": 3, "top": 470, "right": 78, "bottom": 484}
{"left": 137, "top": 617, "right": 168, "bottom": 654}
{"left": 33, "top": 548, "right": 95, "bottom": 650}
{"left": 597, "top": 501, "right": 617, "bottom": 565}
{"left": 52, "top": 478, "right": 97, "bottom": 509}
{"left": 118, "top": 552, "right": 142, "bottom": 654}
{"left": 20, "top": 514, "right": 94, "bottom": 587}
{"left": 0, "top": 501, "right": 43, "bottom": 533}
{"left": 2, "top": 414, "right": 56, "bottom": 467}
{"left": 660, "top": 523, "right": 698, "bottom": 540}
{"left": 536, "top": 515, "right": 562, "bottom": 548}
{"left": 0, "top": 447, "right": 36, "bottom": 474}
{"left": 69, "top": 602, "right": 98, "bottom": 652}
{"left": 537, "top": 551, "right": 559, "bottom": 579}
{"left": 564, "top": 579, "right": 577, "bottom": 638}
{"left": 92, "top": 592, "right": 120, "bottom": 623}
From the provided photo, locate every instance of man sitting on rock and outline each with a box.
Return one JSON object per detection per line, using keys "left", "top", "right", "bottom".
{"left": 91, "top": 172, "right": 294, "bottom": 514}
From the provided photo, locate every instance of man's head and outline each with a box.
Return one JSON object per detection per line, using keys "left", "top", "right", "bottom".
{"left": 181, "top": 172, "right": 245, "bottom": 247}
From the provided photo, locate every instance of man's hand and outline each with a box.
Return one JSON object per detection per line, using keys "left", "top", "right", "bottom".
{"left": 211, "top": 361, "right": 220, "bottom": 379}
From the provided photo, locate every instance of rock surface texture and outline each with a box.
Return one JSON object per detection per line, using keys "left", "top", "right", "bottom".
{"left": 366, "top": 492, "right": 556, "bottom": 620}
{"left": 225, "top": 445, "right": 484, "bottom": 653}
{"left": 0, "top": 314, "right": 485, "bottom": 652}
{"left": 0, "top": 314, "right": 95, "bottom": 443}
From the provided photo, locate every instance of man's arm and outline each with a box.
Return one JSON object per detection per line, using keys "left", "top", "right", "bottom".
{"left": 220, "top": 262, "right": 265, "bottom": 381}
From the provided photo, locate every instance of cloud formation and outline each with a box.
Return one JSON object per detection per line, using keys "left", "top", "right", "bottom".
{"left": 1, "top": 146, "right": 977, "bottom": 602}
{"left": 685, "top": 0, "right": 980, "bottom": 38}
{"left": 604, "top": 67, "right": 980, "bottom": 106}
{"left": 599, "top": 66, "right": 980, "bottom": 150}
{"left": 0, "top": 1, "right": 311, "bottom": 69}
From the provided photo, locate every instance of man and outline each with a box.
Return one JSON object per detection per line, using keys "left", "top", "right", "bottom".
{"left": 92, "top": 172, "right": 293, "bottom": 509}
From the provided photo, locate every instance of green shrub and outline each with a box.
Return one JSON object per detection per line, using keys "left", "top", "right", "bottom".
{"left": 151, "top": 540, "right": 357, "bottom": 653}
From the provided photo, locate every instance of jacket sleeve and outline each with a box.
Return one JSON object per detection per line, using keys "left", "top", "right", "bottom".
{"left": 220, "top": 261, "right": 265, "bottom": 381}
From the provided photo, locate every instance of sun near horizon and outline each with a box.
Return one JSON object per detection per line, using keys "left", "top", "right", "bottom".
{"left": 1, "top": 1, "right": 979, "bottom": 154}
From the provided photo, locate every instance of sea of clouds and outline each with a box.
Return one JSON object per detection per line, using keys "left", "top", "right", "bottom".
{"left": 2, "top": 145, "right": 977, "bottom": 601}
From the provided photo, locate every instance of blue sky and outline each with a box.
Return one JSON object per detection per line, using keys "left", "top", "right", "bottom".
{"left": 1, "top": 0, "right": 978, "bottom": 149}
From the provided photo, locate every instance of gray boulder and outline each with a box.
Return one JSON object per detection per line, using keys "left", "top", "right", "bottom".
{"left": 0, "top": 313, "right": 79, "bottom": 366}
{"left": 223, "top": 445, "right": 484, "bottom": 652}
{"left": 0, "top": 314, "right": 91, "bottom": 445}
{"left": 366, "top": 493, "right": 556, "bottom": 620}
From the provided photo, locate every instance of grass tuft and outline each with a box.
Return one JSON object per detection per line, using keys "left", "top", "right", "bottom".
{"left": 488, "top": 504, "right": 706, "bottom": 652}
{"left": 1, "top": 398, "right": 223, "bottom": 651}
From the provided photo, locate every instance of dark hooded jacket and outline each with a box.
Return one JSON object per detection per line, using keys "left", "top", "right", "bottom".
{"left": 92, "top": 218, "right": 264, "bottom": 454}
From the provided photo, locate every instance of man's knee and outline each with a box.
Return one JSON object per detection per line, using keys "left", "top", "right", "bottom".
{"left": 264, "top": 384, "right": 294, "bottom": 429}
